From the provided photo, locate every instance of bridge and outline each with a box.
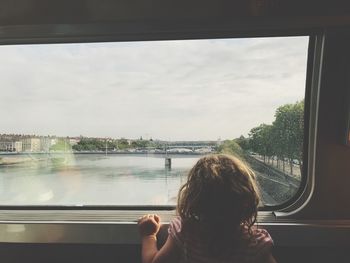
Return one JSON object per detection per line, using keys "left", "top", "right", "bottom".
{"left": 164, "top": 145, "right": 215, "bottom": 149}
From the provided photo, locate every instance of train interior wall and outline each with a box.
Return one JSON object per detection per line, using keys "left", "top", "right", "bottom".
{"left": 0, "top": 34, "right": 349, "bottom": 262}
{"left": 0, "top": 1, "right": 350, "bottom": 262}
{"left": 0, "top": 243, "right": 348, "bottom": 263}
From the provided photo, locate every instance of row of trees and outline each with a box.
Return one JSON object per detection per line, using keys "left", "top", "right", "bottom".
{"left": 49, "top": 139, "right": 72, "bottom": 151}
{"left": 71, "top": 138, "right": 162, "bottom": 152}
{"left": 234, "top": 100, "right": 304, "bottom": 175}
{"left": 217, "top": 139, "right": 244, "bottom": 157}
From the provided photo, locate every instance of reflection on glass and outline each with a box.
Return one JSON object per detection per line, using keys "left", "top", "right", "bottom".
{"left": 0, "top": 36, "right": 309, "bottom": 206}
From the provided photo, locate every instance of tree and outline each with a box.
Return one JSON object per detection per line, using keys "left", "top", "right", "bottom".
{"left": 234, "top": 135, "right": 250, "bottom": 151}
{"left": 272, "top": 100, "right": 304, "bottom": 174}
{"left": 115, "top": 138, "right": 130, "bottom": 150}
{"left": 249, "top": 124, "right": 274, "bottom": 163}
{"left": 131, "top": 140, "right": 147, "bottom": 148}
{"left": 73, "top": 138, "right": 104, "bottom": 151}
{"left": 50, "top": 139, "right": 72, "bottom": 152}
{"left": 245, "top": 100, "right": 304, "bottom": 175}
{"left": 217, "top": 140, "right": 244, "bottom": 157}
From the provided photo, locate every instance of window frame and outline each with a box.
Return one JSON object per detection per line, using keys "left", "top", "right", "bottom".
{"left": 262, "top": 33, "right": 319, "bottom": 212}
{"left": 0, "top": 27, "right": 321, "bottom": 225}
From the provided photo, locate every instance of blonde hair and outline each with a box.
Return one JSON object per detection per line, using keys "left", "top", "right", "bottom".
{"left": 177, "top": 154, "right": 260, "bottom": 257}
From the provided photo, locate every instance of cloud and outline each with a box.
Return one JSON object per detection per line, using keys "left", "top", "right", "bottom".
{"left": 0, "top": 36, "right": 308, "bottom": 140}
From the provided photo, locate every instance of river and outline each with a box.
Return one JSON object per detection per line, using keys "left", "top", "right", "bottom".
{"left": 0, "top": 153, "right": 297, "bottom": 207}
{"left": 0, "top": 154, "right": 198, "bottom": 206}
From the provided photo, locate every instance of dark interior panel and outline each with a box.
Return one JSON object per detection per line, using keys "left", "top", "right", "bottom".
{"left": 0, "top": 244, "right": 349, "bottom": 263}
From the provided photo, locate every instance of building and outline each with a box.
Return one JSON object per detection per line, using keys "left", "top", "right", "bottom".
{"left": 69, "top": 137, "right": 80, "bottom": 146}
{"left": 39, "top": 136, "right": 52, "bottom": 152}
{"left": 22, "top": 138, "right": 41, "bottom": 152}
{"left": 0, "top": 141, "right": 22, "bottom": 152}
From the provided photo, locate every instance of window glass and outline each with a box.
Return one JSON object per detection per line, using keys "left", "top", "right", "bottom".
{"left": 0, "top": 36, "right": 308, "bottom": 206}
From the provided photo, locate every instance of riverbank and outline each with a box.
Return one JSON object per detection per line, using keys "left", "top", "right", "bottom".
{"left": 0, "top": 156, "right": 36, "bottom": 165}
{"left": 0, "top": 151, "right": 206, "bottom": 166}
{"left": 0, "top": 151, "right": 210, "bottom": 156}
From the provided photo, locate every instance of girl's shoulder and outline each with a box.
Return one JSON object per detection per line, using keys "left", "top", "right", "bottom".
{"left": 168, "top": 218, "right": 274, "bottom": 250}
{"left": 240, "top": 226, "right": 274, "bottom": 259}
{"left": 168, "top": 216, "right": 184, "bottom": 247}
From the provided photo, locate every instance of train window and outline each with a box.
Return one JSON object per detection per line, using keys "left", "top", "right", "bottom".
{"left": 0, "top": 36, "right": 309, "bottom": 208}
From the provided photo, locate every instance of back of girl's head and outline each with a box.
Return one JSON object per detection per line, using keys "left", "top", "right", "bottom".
{"left": 177, "top": 154, "right": 260, "bottom": 256}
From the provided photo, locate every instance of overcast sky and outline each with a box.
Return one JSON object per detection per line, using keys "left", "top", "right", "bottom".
{"left": 0, "top": 36, "right": 308, "bottom": 141}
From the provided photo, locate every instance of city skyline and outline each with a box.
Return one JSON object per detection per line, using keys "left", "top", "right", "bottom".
{"left": 0, "top": 133, "right": 220, "bottom": 142}
{"left": 0, "top": 36, "right": 308, "bottom": 141}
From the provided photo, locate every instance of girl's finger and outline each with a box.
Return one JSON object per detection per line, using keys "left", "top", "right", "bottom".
{"left": 151, "top": 218, "right": 160, "bottom": 228}
{"left": 154, "top": 214, "right": 160, "bottom": 223}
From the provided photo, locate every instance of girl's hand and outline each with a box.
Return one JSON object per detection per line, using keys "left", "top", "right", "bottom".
{"left": 138, "top": 214, "right": 161, "bottom": 238}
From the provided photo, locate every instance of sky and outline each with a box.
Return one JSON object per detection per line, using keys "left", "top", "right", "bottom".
{"left": 0, "top": 36, "right": 308, "bottom": 141}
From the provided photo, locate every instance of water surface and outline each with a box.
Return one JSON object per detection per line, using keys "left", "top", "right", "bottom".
{"left": 0, "top": 154, "right": 199, "bottom": 206}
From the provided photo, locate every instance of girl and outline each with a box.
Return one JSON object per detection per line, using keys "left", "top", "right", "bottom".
{"left": 138, "top": 154, "right": 277, "bottom": 263}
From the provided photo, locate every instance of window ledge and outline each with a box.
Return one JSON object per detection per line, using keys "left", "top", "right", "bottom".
{"left": 0, "top": 210, "right": 349, "bottom": 246}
